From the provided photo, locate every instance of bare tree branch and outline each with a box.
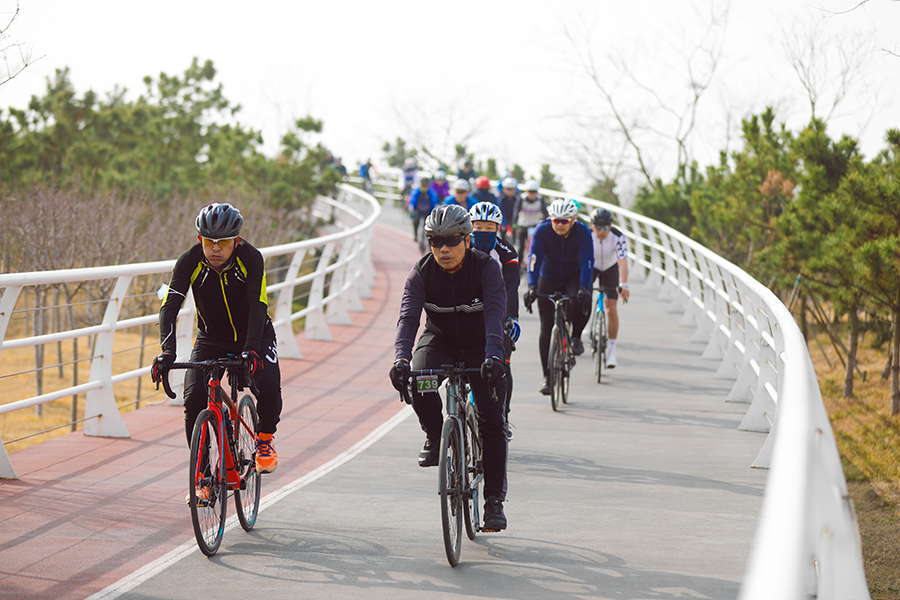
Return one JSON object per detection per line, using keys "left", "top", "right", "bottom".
{"left": 0, "top": 1, "right": 41, "bottom": 87}
{"left": 780, "top": 12, "right": 878, "bottom": 122}
{"left": 559, "top": 0, "right": 731, "bottom": 190}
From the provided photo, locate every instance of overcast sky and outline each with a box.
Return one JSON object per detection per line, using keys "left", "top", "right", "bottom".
{"left": 2, "top": 0, "right": 898, "bottom": 197}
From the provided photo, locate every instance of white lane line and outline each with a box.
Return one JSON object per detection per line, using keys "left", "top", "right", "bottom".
{"left": 85, "top": 405, "right": 412, "bottom": 600}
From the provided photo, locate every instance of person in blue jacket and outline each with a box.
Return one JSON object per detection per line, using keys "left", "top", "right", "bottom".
{"left": 408, "top": 176, "right": 438, "bottom": 244}
{"left": 523, "top": 198, "right": 594, "bottom": 395}
{"left": 442, "top": 178, "right": 478, "bottom": 210}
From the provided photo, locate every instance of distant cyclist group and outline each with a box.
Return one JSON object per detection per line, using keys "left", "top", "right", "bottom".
{"left": 149, "top": 165, "right": 630, "bottom": 557}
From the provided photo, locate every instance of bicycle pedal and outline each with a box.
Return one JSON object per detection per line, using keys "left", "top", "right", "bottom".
{"left": 481, "top": 528, "right": 501, "bottom": 533}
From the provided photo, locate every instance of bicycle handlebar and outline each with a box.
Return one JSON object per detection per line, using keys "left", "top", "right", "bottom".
{"left": 398, "top": 365, "right": 490, "bottom": 405}
{"left": 156, "top": 357, "right": 258, "bottom": 400}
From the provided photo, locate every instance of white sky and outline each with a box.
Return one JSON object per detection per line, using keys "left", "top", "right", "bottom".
{"left": 2, "top": 0, "right": 898, "bottom": 198}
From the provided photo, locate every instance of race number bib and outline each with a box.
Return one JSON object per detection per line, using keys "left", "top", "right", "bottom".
{"left": 416, "top": 375, "right": 439, "bottom": 393}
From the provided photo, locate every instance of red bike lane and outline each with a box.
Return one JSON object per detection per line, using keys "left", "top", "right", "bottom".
{"left": 0, "top": 224, "right": 417, "bottom": 600}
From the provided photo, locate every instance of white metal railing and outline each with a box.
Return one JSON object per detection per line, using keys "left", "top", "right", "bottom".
{"left": 532, "top": 188, "right": 868, "bottom": 599}
{"left": 0, "top": 184, "right": 380, "bottom": 480}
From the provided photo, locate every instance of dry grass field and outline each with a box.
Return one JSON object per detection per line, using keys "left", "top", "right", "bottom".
{"left": 811, "top": 339, "right": 900, "bottom": 600}
{"left": 0, "top": 329, "right": 165, "bottom": 454}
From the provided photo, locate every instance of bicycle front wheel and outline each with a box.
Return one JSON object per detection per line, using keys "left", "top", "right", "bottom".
{"left": 548, "top": 326, "right": 562, "bottom": 412}
{"left": 560, "top": 329, "right": 571, "bottom": 405}
{"left": 594, "top": 312, "right": 607, "bottom": 384}
{"left": 234, "top": 394, "right": 261, "bottom": 532}
{"left": 189, "top": 410, "right": 227, "bottom": 556}
{"left": 439, "top": 418, "right": 464, "bottom": 566}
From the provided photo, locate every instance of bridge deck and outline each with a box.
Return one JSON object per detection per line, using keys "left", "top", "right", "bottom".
{"left": 0, "top": 204, "right": 766, "bottom": 600}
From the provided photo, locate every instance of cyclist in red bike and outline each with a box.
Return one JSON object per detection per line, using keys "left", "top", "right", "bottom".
{"left": 151, "top": 203, "right": 282, "bottom": 476}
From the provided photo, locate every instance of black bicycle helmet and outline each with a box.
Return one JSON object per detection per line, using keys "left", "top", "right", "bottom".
{"left": 196, "top": 203, "right": 243, "bottom": 238}
{"left": 590, "top": 208, "right": 613, "bottom": 229}
{"left": 424, "top": 204, "right": 472, "bottom": 236}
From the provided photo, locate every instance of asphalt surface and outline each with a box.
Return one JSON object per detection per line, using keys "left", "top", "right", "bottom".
{"left": 2, "top": 200, "right": 767, "bottom": 600}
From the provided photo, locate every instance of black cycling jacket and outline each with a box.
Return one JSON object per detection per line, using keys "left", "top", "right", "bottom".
{"left": 394, "top": 248, "right": 506, "bottom": 362}
{"left": 488, "top": 238, "right": 520, "bottom": 320}
{"left": 159, "top": 242, "right": 272, "bottom": 356}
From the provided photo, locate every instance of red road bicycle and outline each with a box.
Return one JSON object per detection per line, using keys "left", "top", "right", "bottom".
{"left": 158, "top": 356, "right": 261, "bottom": 556}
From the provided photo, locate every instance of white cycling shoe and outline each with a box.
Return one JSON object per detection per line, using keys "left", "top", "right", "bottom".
{"left": 606, "top": 351, "right": 617, "bottom": 369}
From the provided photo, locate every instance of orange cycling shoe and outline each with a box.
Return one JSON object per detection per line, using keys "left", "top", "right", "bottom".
{"left": 256, "top": 433, "right": 278, "bottom": 474}
{"left": 185, "top": 485, "right": 211, "bottom": 505}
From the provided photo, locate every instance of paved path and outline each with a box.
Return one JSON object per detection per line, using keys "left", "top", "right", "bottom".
{"left": 0, "top": 201, "right": 768, "bottom": 600}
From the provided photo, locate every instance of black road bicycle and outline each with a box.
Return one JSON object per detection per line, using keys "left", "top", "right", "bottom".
{"left": 543, "top": 292, "right": 577, "bottom": 411}
{"left": 400, "top": 365, "right": 490, "bottom": 567}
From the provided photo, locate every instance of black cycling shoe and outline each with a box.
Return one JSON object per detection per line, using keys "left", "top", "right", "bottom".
{"left": 483, "top": 497, "right": 507, "bottom": 531}
{"left": 539, "top": 377, "right": 551, "bottom": 395}
{"left": 572, "top": 337, "right": 585, "bottom": 356}
{"left": 418, "top": 435, "right": 440, "bottom": 467}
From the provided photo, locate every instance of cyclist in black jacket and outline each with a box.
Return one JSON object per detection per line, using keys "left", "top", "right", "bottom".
{"left": 389, "top": 204, "right": 510, "bottom": 531}
{"left": 151, "top": 203, "right": 282, "bottom": 476}
{"left": 470, "top": 201, "right": 519, "bottom": 440}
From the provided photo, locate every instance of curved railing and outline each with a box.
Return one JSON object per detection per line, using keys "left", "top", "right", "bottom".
{"left": 0, "top": 184, "right": 380, "bottom": 480}
{"left": 534, "top": 189, "right": 869, "bottom": 599}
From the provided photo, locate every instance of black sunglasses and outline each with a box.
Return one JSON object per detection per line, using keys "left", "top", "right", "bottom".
{"left": 428, "top": 235, "right": 466, "bottom": 248}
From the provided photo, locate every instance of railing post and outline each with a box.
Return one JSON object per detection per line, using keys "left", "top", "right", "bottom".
{"left": 305, "top": 242, "right": 336, "bottom": 341}
{"left": 326, "top": 240, "right": 354, "bottom": 326}
{"left": 163, "top": 291, "right": 196, "bottom": 407}
{"left": 355, "top": 226, "right": 376, "bottom": 298}
{"left": 273, "top": 248, "right": 307, "bottom": 360}
{"left": 83, "top": 276, "right": 131, "bottom": 438}
{"left": 0, "top": 285, "right": 23, "bottom": 365}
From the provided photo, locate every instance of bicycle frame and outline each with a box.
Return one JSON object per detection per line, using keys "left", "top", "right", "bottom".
{"left": 164, "top": 359, "right": 257, "bottom": 491}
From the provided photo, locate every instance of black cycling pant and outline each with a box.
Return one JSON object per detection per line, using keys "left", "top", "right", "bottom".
{"left": 537, "top": 274, "right": 590, "bottom": 375}
{"left": 593, "top": 264, "right": 620, "bottom": 300}
{"left": 412, "top": 212, "right": 429, "bottom": 241}
{"left": 410, "top": 332, "right": 508, "bottom": 500}
{"left": 183, "top": 333, "right": 283, "bottom": 446}
{"left": 513, "top": 227, "right": 533, "bottom": 264}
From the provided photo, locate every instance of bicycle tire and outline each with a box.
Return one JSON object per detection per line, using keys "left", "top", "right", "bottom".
{"left": 560, "top": 326, "right": 571, "bottom": 405}
{"left": 594, "top": 312, "right": 607, "bottom": 384}
{"left": 189, "top": 410, "right": 227, "bottom": 556}
{"left": 234, "top": 394, "right": 261, "bottom": 532}
{"left": 439, "top": 418, "right": 463, "bottom": 566}
{"left": 548, "top": 325, "right": 561, "bottom": 412}
{"left": 463, "top": 403, "right": 482, "bottom": 541}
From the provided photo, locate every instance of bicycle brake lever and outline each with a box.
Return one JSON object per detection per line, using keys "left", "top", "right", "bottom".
{"left": 161, "top": 370, "right": 176, "bottom": 399}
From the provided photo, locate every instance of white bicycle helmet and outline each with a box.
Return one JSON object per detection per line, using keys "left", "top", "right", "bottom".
{"left": 469, "top": 202, "right": 503, "bottom": 225}
{"left": 501, "top": 177, "right": 517, "bottom": 189}
{"left": 524, "top": 179, "right": 540, "bottom": 192}
{"left": 454, "top": 178, "right": 471, "bottom": 192}
{"left": 547, "top": 198, "right": 579, "bottom": 219}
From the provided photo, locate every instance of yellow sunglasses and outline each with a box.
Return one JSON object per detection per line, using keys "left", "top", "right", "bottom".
{"left": 201, "top": 237, "right": 236, "bottom": 248}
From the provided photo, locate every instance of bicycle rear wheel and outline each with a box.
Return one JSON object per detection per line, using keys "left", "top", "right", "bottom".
{"left": 548, "top": 325, "right": 562, "bottom": 412}
{"left": 189, "top": 410, "right": 227, "bottom": 556}
{"left": 234, "top": 394, "right": 261, "bottom": 532}
{"left": 439, "top": 418, "right": 463, "bottom": 566}
{"left": 463, "top": 405, "right": 482, "bottom": 541}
